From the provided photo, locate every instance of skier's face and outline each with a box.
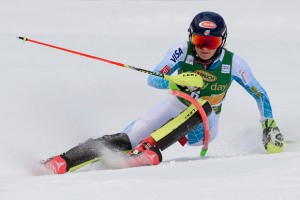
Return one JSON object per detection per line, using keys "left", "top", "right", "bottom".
{"left": 191, "top": 34, "right": 222, "bottom": 60}
{"left": 195, "top": 46, "right": 217, "bottom": 61}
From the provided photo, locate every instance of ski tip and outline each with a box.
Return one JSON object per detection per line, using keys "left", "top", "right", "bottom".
{"left": 17, "top": 36, "right": 27, "bottom": 42}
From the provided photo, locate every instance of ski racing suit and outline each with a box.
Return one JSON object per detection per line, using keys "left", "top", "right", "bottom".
{"left": 123, "top": 41, "right": 273, "bottom": 148}
{"left": 51, "top": 41, "right": 274, "bottom": 173}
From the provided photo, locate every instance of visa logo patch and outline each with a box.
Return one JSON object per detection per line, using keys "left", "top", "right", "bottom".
{"left": 170, "top": 48, "right": 183, "bottom": 63}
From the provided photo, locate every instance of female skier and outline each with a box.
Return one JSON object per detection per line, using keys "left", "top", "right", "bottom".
{"left": 42, "top": 11, "right": 284, "bottom": 174}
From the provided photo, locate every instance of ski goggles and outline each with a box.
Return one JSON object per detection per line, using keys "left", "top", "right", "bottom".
{"left": 191, "top": 34, "right": 222, "bottom": 50}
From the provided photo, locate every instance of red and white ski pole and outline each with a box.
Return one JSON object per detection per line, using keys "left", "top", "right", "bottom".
{"left": 18, "top": 36, "right": 164, "bottom": 78}
{"left": 18, "top": 36, "right": 210, "bottom": 156}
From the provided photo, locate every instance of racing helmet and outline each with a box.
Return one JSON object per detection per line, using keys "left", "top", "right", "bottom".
{"left": 188, "top": 11, "right": 227, "bottom": 61}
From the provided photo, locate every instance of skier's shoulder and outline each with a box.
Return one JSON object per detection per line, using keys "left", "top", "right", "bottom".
{"left": 225, "top": 49, "right": 254, "bottom": 83}
{"left": 233, "top": 53, "right": 248, "bottom": 67}
{"left": 168, "top": 41, "right": 189, "bottom": 51}
{"left": 164, "top": 41, "right": 189, "bottom": 64}
{"left": 223, "top": 49, "right": 251, "bottom": 72}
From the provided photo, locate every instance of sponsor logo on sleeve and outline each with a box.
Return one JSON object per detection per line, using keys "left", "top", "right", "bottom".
{"left": 170, "top": 47, "right": 183, "bottom": 63}
{"left": 250, "top": 86, "right": 262, "bottom": 98}
{"left": 239, "top": 67, "right": 251, "bottom": 85}
{"left": 160, "top": 65, "right": 171, "bottom": 74}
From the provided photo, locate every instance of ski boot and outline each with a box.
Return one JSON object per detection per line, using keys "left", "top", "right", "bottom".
{"left": 126, "top": 136, "right": 162, "bottom": 167}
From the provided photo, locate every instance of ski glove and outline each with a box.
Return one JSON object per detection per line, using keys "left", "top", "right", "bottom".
{"left": 262, "top": 118, "right": 284, "bottom": 154}
{"left": 164, "top": 72, "right": 203, "bottom": 92}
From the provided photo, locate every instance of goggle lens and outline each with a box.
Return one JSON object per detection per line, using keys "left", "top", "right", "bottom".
{"left": 191, "top": 35, "right": 222, "bottom": 50}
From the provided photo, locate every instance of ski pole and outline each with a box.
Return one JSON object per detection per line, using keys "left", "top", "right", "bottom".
{"left": 17, "top": 36, "right": 164, "bottom": 78}
{"left": 18, "top": 36, "right": 210, "bottom": 155}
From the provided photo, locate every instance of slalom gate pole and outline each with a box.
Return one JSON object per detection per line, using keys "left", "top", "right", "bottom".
{"left": 18, "top": 36, "right": 210, "bottom": 156}
{"left": 17, "top": 36, "right": 164, "bottom": 78}
{"left": 171, "top": 90, "right": 210, "bottom": 156}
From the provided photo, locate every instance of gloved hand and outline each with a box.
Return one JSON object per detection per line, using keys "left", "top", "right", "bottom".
{"left": 262, "top": 118, "right": 284, "bottom": 154}
{"left": 164, "top": 72, "right": 203, "bottom": 91}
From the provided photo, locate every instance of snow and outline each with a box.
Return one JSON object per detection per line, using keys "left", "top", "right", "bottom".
{"left": 1, "top": 0, "right": 300, "bottom": 199}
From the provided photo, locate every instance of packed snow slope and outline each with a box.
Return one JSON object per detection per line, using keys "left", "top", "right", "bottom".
{"left": 0, "top": 0, "right": 300, "bottom": 200}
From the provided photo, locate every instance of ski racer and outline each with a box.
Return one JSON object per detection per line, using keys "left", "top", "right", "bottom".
{"left": 42, "top": 11, "right": 284, "bottom": 174}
